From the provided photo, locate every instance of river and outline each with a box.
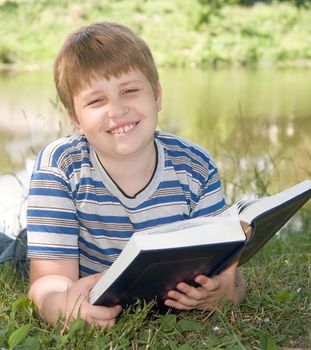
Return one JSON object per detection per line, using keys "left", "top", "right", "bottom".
{"left": 0, "top": 67, "right": 310, "bottom": 202}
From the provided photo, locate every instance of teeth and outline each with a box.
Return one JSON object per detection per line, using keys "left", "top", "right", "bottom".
{"left": 111, "top": 123, "right": 134, "bottom": 134}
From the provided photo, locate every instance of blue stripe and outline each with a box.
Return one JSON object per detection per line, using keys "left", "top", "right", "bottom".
{"left": 29, "top": 187, "right": 70, "bottom": 198}
{"left": 31, "top": 169, "right": 65, "bottom": 182}
{"left": 76, "top": 192, "right": 120, "bottom": 203}
{"left": 27, "top": 224, "right": 78, "bottom": 235}
{"left": 133, "top": 214, "right": 187, "bottom": 231}
{"left": 64, "top": 159, "right": 90, "bottom": 178}
{"left": 80, "top": 251, "right": 119, "bottom": 267}
{"left": 77, "top": 210, "right": 131, "bottom": 223}
{"left": 27, "top": 209, "right": 76, "bottom": 220}
{"left": 78, "top": 177, "right": 104, "bottom": 187}
{"left": 166, "top": 148, "right": 207, "bottom": 168}
{"left": 172, "top": 163, "right": 207, "bottom": 183}
{"left": 79, "top": 236, "right": 122, "bottom": 256}
{"left": 159, "top": 180, "right": 182, "bottom": 188}
{"left": 159, "top": 134, "right": 212, "bottom": 161}
{"left": 80, "top": 264, "right": 111, "bottom": 275}
{"left": 30, "top": 170, "right": 72, "bottom": 194}
{"left": 204, "top": 179, "right": 222, "bottom": 194}
{"left": 28, "top": 245, "right": 78, "bottom": 255}
{"left": 126, "top": 195, "right": 187, "bottom": 211}
{"left": 81, "top": 227, "right": 133, "bottom": 238}
{"left": 192, "top": 199, "right": 226, "bottom": 217}
{"left": 81, "top": 250, "right": 115, "bottom": 266}
{"left": 51, "top": 140, "right": 87, "bottom": 167}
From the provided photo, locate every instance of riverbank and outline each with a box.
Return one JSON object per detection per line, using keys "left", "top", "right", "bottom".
{"left": 1, "top": 0, "right": 311, "bottom": 70}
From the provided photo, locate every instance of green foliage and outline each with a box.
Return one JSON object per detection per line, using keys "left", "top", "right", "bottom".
{"left": 8, "top": 324, "right": 31, "bottom": 350}
{"left": 199, "top": 0, "right": 311, "bottom": 7}
{"left": 0, "top": 44, "right": 16, "bottom": 64}
{"left": 0, "top": 0, "right": 311, "bottom": 68}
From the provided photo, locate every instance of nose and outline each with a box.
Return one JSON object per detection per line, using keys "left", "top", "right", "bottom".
{"left": 107, "top": 97, "right": 129, "bottom": 119}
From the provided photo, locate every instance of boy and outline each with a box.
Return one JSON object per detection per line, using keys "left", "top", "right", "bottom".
{"left": 27, "top": 22, "right": 246, "bottom": 328}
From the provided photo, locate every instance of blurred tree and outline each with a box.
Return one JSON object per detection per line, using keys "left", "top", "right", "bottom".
{"left": 199, "top": 0, "right": 311, "bottom": 7}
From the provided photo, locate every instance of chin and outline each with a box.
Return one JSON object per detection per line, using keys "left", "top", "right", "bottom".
{"left": 114, "top": 146, "right": 139, "bottom": 157}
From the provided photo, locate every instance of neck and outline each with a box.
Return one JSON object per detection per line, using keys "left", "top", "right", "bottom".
{"left": 96, "top": 142, "right": 157, "bottom": 197}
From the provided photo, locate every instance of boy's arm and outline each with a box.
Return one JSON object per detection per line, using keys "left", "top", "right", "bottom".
{"left": 29, "top": 259, "right": 122, "bottom": 328}
{"left": 164, "top": 259, "right": 247, "bottom": 311}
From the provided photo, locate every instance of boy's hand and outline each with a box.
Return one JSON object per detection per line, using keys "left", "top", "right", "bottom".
{"left": 63, "top": 274, "right": 122, "bottom": 328}
{"left": 164, "top": 260, "right": 246, "bottom": 311}
{"left": 29, "top": 269, "right": 122, "bottom": 329}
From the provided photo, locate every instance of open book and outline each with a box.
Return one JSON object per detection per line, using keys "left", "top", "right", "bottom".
{"left": 90, "top": 180, "right": 311, "bottom": 309}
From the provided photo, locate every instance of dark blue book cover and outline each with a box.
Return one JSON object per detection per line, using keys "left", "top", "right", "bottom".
{"left": 92, "top": 240, "right": 244, "bottom": 309}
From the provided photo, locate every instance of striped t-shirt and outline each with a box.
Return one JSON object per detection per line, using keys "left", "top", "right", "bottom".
{"left": 27, "top": 131, "right": 225, "bottom": 276}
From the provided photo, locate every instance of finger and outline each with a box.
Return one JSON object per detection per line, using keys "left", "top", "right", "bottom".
{"left": 164, "top": 298, "right": 192, "bottom": 311}
{"left": 104, "top": 318, "right": 116, "bottom": 329}
{"left": 87, "top": 304, "right": 122, "bottom": 321}
{"left": 93, "top": 318, "right": 116, "bottom": 329}
{"left": 195, "top": 275, "right": 220, "bottom": 291}
{"left": 165, "top": 296, "right": 219, "bottom": 312}
{"left": 166, "top": 289, "right": 199, "bottom": 308}
{"left": 175, "top": 282, "right": 203, "bottom": 301}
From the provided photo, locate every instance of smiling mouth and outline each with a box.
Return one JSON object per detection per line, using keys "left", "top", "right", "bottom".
{"left": 110, "top": 123, "right": 137, "bottom": 135}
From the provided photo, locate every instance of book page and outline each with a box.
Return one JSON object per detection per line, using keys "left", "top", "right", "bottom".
{"left": 238, "top": 180, "right": 311, "bottom": 223}
{"left": 136, "top": 216, "right": 215, "bottom": 236}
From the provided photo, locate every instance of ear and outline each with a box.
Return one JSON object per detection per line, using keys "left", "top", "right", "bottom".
{"left": 69, "top": 114, "right": 84, "bottom": 135}
{"left": 155, "top": 83, "right": 162, "bottom": 112}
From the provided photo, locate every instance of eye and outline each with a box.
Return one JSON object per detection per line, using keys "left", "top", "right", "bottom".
{"left": 122, "top": 88, "right": 139, "bottom": 96}
{"left": 87, "top": 98, "right": 105, "bottom": 106}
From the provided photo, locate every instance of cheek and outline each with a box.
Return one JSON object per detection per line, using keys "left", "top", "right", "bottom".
{"left": 143, "top": 99, "right": 160, "bottom": 117}
{"left": 76, "top": 111, "right": 102, "bottom": 130}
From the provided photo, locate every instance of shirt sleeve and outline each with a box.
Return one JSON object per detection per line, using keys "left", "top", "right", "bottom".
{"left": 191, "top": 159, "right": 226, "bottom": 218}
{"left": 27, "top": 167, "right": 80, "bottom": 259}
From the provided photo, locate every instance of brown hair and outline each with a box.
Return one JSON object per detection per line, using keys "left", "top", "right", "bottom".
{"left": 54, "top": 22, "right": 159, "bottom": 118}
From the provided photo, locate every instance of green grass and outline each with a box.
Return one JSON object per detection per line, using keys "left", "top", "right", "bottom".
{"left": 1, "top": 209, "right": 310, "bottom": 349}
{"left": 1, "top": 0, "right": 311, "bottom": 69}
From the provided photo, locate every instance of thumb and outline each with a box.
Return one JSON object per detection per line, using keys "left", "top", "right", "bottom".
{"left": 77, "top": 273, "right": 103, "bottom": 291}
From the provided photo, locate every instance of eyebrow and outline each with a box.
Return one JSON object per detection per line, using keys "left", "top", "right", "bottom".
{"left": 119, "top": 79, "right": 142, "bottom": 86}
{"left": 78, "top": 90, "right": 103, "bottom": 102}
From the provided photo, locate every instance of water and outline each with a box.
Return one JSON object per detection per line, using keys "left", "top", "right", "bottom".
{"left": 0, "top": 67, "right": 310, "bottom": 198}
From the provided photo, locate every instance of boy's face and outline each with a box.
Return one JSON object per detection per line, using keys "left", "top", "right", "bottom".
{"left": 72, "top": 69, "right": 162, "bottom": 162}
